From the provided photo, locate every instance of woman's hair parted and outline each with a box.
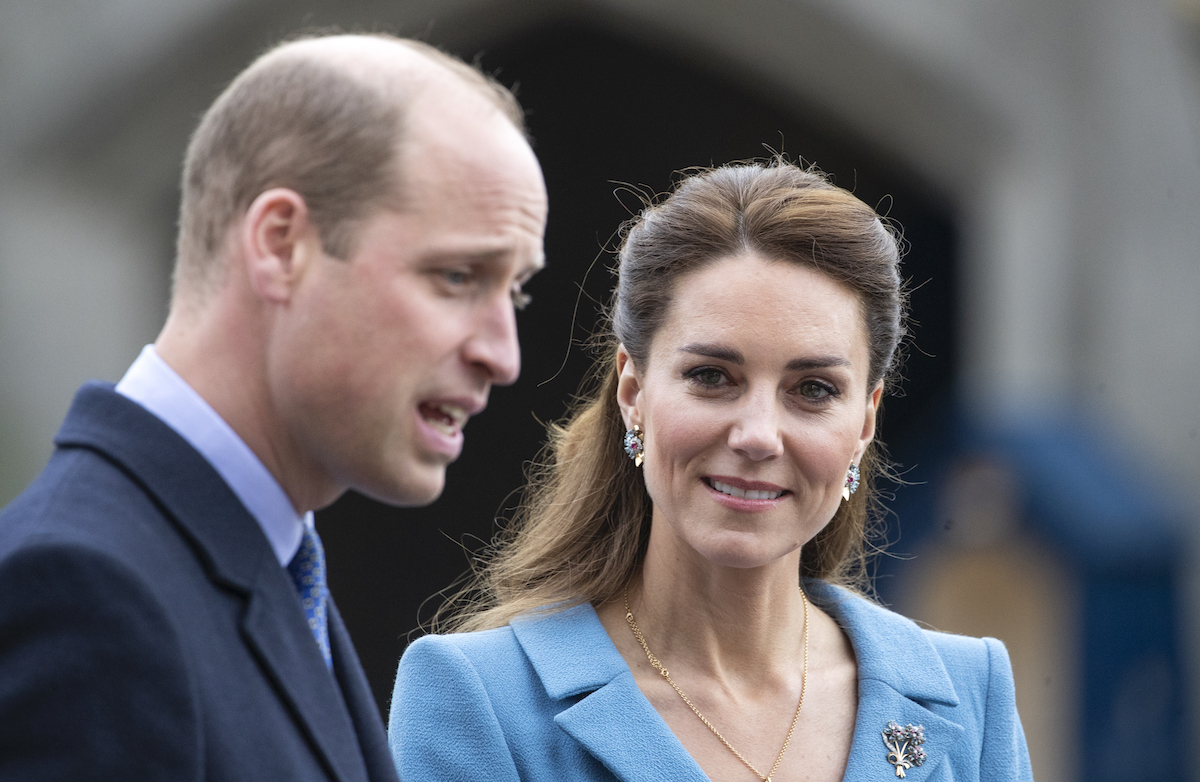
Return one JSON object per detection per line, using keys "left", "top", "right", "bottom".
{"left": 438, "top": 159, "right": 908, "bottom": 633}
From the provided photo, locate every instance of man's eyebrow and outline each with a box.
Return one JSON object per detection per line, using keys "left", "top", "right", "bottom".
{"left": 421, "top": 248, "right": 545, "bottom": 280}
{"left": 524, "top": 251, "right": 546, "bottom": 275}
{"left": 424, "top": 248, "right": 510, "bottom": 264}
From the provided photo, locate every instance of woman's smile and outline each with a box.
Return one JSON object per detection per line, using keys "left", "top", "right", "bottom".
{"left": 705, "top": 475, "right": 789, "bottom": 502}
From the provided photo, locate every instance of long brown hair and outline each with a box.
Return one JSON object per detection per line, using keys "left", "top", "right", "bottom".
{"left": 440, "top": 160, "right": 907, "bottom": 632}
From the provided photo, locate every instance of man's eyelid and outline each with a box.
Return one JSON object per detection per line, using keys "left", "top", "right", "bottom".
{"left": 511, "top": 286, "right": 533, "bottom": 310}
{"left": 429, "top": 263, "right": 473, "bottom": 281}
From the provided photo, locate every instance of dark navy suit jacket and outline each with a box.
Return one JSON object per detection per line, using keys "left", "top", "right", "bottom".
{"left": 0, "top": 382, "right": 399, "bottom": 782}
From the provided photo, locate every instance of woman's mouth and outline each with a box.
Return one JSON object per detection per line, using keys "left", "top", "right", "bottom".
{"left": 705, "top": 478, "right": 787, "bottom": 501}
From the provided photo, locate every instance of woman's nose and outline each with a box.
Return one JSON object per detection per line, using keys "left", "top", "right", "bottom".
{"left": 728, "top": 393, "right": 784, "bottom": 461}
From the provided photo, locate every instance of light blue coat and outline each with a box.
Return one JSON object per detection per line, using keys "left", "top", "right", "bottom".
{"left": 389, "top": 580, "right": 1033, "bottom": 781}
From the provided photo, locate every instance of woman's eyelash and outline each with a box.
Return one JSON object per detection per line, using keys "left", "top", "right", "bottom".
{"left": 512, "top": 290, "right": 532, "bottom": 310}
{"left": 684, "top": 367, "right": 727, "bottom": 386}
{"left": 681, "top": 368, "right": 841, "bottom": 401}
{"left": 796, "top": 379, "right": 839, "bottom": 400}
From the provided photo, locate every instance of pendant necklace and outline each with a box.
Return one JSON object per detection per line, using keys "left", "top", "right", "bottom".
{"left": 624, "top": 587, "right": 810, "bottom": 782}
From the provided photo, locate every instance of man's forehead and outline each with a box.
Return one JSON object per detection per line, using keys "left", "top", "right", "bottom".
{"left": 397, "top": 110, "right": 541, "bottom": 198}
{"left": 265, "top": 36, "right": 440, "bottom": 82}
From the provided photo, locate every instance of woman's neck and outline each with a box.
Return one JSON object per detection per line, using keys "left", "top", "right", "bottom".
{"left": 594, "top": 518, "right": 859, "bottom": 782}
{"left": 612, "top": 529, "right": 810, "bottom": 691}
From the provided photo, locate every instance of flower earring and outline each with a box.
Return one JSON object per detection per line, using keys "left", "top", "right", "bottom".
{"left": 623, "top": 425, "right": 645, "bottom": 467}
{"left": 842, "top": 464, "right": 861, "bottom": 501}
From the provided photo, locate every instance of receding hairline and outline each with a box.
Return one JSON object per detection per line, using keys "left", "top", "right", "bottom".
{"left": 250, "top": 34, "right": 525, "bottom": 133}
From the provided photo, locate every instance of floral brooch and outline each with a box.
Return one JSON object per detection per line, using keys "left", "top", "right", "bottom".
{"left": 882, "top": 721, "right": 927, "bottom": 778}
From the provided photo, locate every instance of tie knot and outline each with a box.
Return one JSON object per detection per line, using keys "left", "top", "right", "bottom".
{"left": 288, "top": 525, "right": 332, "bottom": 669}
{"left": 288, "top": 525, "right": 325, "bottom": 587}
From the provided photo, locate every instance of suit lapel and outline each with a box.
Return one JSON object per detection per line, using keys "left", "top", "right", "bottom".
{"left": 241, "top": 561, "right": 370, "bottom": 782}
{"left": 328, "top": 602, "right": 398, "bottom": 782}
{"left": 806, "top": 581, "right": 966, "bottom": 781}
{"left": 512, "top": 604, "right": 709, "bottom": 782}
{"left": 56, "top": 383, "right": 370, "bottom": 782}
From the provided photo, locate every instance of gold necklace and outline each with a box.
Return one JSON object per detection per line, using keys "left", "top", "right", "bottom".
{"left": 623, "top": 587, "right": 810, "bottom": 782}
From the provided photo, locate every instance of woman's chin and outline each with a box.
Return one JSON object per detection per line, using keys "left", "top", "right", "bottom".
{"left": 691, "top": 537, "right": 802, "bottom": 571}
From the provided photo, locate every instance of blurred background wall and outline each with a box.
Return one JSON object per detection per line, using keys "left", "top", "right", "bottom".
{"left": 2, "top": 0, "right": 1197, "bottom": 779}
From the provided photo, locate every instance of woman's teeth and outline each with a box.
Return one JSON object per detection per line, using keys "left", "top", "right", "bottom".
{"left": 710, "top": 479, "right": 782, "bottom": 501}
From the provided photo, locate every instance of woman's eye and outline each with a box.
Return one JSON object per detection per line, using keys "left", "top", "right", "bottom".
{"left": 687, "top": 368, "right": 726, "bottom": 387}
{"left": 797, "top": 380, "right": 836, "bottom": 400}
{"left": 442, "top": 269, "right": 471, "bottom": 286}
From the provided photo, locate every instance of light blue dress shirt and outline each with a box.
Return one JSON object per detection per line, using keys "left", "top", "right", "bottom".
{"left": 115, "top": 344, "right": 309, "bottom": 566}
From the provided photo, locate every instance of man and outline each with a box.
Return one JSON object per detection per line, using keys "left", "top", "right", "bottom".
{"left": 0, "top": 33, "right": 547, "bottom": 781}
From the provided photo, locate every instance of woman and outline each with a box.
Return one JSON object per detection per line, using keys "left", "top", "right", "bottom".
{"left": 388, "top": 161, "right": 1032, "bottom": 781}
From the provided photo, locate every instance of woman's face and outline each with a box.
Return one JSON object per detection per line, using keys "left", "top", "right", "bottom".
{"left": 618, "top": 252, "right": 883, "bottom": 570}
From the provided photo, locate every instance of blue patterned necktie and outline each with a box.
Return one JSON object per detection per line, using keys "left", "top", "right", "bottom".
{"left": 288, "top": 524, "right": 332, "bottom": 669}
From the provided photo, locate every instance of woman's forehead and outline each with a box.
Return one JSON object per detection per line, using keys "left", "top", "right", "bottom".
{"left": 653, "top": 254, "right": 868, "bottom": 357}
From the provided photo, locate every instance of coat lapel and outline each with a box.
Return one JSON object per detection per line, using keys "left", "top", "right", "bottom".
{"left": 56, "top": 383, "right": 370, "bottom": 782}
{"left": 240, "top": 564, "right": 370, "bottom": 782}
{"left": 511, "top": 585, "right": 971, "bottom": 782}
{"left": 555, "top": 674, "right": 710, "bottom": 782}
{"left": 806, "top": 581, "right": 967, "bottom": 782}
{"left": 844, "top": 680, "right": 964, "bottom": 782}
{"left": 329, "top": 602, "right": 399, "bottom": 782}
{"left": 512, "top": 604, "right": 709, "bottom": 782}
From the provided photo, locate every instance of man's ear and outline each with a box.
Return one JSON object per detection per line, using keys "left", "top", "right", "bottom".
{"left": 616, "top": 345, "right": 643, "bottom": 430}
{"left": 240, "top": 188, "right": 318, "bottom": 303}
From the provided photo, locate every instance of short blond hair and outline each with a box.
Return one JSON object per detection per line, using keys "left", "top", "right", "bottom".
{"left": 174, "top": 34, "right": 525, "bottom": 299}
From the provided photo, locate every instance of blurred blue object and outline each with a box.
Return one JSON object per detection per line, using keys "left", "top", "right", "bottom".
{"left": 881, "top": 402, "right": 1187, "bottom": 781}
{"left": 973, "top": 416, "right": 1179, "bottom": 571}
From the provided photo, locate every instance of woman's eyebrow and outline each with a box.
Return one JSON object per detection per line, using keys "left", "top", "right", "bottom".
{"left": 679, "top": 344, "right": 851, "bottom": 371}
{"left": 679, "top": 343, "right": 744, "bottom": 364}
{"left": 786, "top": 356, "right": 852, "bottom": 371}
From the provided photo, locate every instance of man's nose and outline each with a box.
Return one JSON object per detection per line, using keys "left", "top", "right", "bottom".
{"left": 728, "top": 391, "right": 784, "bottom": 461}
{"left": 464, "top": 297, "right": 521, "bottom": 386}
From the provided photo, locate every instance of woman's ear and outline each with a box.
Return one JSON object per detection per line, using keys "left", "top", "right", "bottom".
{"left": 855, "top": 381, "right": 885, "bottom": 461}
{"left": 615, "top": 345, "right": 642, "bottom": 430}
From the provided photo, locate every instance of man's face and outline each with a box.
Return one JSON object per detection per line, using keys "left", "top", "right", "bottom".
{"left": 271, "top": 100, "right": 547, "bottom": 507}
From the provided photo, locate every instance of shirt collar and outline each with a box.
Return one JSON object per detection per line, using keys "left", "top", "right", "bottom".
{"left": 115, "top": 344, "right": 307, "bottom": 566}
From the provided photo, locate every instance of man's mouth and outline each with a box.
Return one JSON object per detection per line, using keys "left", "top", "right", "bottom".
{"left": 706, "top": 478, "right": 785, "bottom": 501}
{"left": 418, "top": 402, "right": 468, "bottom": 436}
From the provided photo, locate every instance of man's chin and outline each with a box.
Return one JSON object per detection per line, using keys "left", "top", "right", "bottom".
{"left": 359, "top": 467, "right": 446, "bottom": 508}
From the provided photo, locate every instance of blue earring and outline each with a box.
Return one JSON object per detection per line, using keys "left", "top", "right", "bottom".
{"left": 842, "top": 464, "right": 861, "bottom": 501}
{"left": 623, "top": 425, "right": 644, "bottom": 467}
